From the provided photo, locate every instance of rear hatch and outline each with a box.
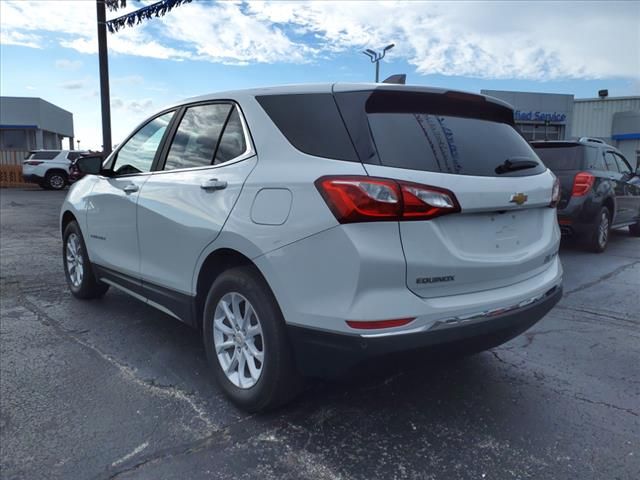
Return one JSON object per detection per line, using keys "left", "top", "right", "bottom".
{"left": 335, "top": 87, "right": 558, "bottom": 298}
{"left": 532, "top": 143, "right": 588, "bottom": 209}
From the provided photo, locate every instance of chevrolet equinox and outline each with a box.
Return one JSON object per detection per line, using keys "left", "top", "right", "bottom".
{"left": 61, "top": 84, "right": 563, "bottom": 411}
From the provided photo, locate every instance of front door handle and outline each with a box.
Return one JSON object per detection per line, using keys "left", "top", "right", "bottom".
{"left": 123, "top": 184, "right": 139, "bottom": 194}
{"left": 200, "top": 178, "right": 227, "bottom": 191}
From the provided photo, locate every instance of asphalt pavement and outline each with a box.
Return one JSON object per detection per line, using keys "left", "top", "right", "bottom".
{"left": 1, "top": 188, "right": 638, "bottom": 480}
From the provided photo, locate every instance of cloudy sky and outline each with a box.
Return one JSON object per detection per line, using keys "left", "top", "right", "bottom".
{"left": 1, "top": 0, "right": 639, "bottom": 149}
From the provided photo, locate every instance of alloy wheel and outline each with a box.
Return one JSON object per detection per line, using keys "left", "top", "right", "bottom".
{"left": 66, "top": 233, "right": 84, "bottom": 287}
{"left": 598, "top": 211, "right": 609, "bottom": 248}
{"left": 213, "top": 292, "right": 264, "bottom": 389}
{"left": 50, "top": 175, "right": 65, "bottom": 189}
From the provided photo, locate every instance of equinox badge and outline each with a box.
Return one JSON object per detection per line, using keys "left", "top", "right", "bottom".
{"left": 510, "top": 192, "right": 528, "bottom": 205}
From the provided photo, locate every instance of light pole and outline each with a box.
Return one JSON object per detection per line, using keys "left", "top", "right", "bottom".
{"left": 77, "top": 139, "right": 81, "bottom": 150}
{"left": 363, "top": 44, "right": 395, "bottom": 83}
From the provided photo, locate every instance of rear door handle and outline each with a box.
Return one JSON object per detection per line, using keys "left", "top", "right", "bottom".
{"left": 200, "top": 178, "right": 227, "bottom": 191}
{"left": 123, "top": 184, "right": 139, "bottom": 194}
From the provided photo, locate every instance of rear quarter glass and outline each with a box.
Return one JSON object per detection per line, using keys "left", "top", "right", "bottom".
{"left": 255, "top": 93, "right": 358, "bottom": 162}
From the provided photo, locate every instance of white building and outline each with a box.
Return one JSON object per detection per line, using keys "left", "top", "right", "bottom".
{"left": 572, "top": 96, "right": 640, "bottom": 168}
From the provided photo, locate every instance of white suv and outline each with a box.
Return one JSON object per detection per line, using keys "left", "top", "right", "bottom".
{"left": 60, "top": 84, "right": 563, "bottom": 411}
{"left": 23, "top": 150, "right": 86, "bottom": 190}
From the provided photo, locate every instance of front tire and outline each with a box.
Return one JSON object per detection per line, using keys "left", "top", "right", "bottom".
{"left": 63, "top": 221, "right": 109, "bottom": 299}
{"left": 586, "top": 206, "right": 611, "bottom": 253}
{"left": 629, "top": 220, "right": 640, "bottom": 237}
{"left": 202, "top": 266, "right": 301, "bottom": 412}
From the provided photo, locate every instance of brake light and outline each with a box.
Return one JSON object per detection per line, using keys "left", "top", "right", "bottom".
{"left": 24, "top": 161, "right": 44, "bottom": 166}
{"left": 571, "top": 172, "right": 595, "bottom": 197}
{"left": 346, "top": 318, "right": 415, "bottom": 330}
{"left": 315, "top": 176, "right": 460, "bottom": 223}
{"left": 550, "top": 177, "right": 560, "bottom": 207}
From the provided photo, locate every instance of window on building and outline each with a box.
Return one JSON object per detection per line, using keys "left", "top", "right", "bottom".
{"left": 1, "top": 130, "right": 28, "bottom": 150}
{"left": 518, "top": 123, "right": 563, "bottom": 141}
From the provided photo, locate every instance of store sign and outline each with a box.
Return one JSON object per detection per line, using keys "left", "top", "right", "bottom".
{"left": 514, "top": 110, "right": 566, "bottom": 123}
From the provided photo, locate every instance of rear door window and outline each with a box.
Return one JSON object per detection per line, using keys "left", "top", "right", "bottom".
{"left": 533, "top": 145, "right": 585, "bottom": 171}
{"left": 164, "top": 103, "right": 232, "bottom": 171}
{"left": 214, "top": 107, "right": 247, "bottom": 165}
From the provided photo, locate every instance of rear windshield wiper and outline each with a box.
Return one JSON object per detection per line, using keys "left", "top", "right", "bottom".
{"left": 495, "top": 158, "right": 539, "bottom": 174}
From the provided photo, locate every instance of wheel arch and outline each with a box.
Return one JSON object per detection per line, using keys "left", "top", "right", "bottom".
{"left": 194, "top": 248, "right": 274, "bottom": 331}
{"left": 61, "top": 210, "right": 78, "bottom": 236}
{"left": 602, "top": 195, "right": 615, "bottom": 222}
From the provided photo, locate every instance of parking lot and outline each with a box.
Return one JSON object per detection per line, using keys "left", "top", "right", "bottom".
{"left": 0, "top": 187, "right": 638, "bottom": 480}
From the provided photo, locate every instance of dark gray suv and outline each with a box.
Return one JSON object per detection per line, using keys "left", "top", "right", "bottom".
{"left": 532, "top": 138, "right": 640, "bottom": 252}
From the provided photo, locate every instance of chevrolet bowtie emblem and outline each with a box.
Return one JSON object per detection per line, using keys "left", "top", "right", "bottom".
{"left": 510, "top": 193, "right": 528, "bottom": 205}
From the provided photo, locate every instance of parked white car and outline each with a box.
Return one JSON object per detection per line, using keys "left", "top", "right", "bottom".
{"left": 23, "top": 150, "right": 86, "bottom": 190}
{"left": 60, "top": 84, "right": 563, "bottom": 411}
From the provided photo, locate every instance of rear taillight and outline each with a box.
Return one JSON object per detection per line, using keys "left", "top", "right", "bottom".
{"left": 571, "top": 172, "right": 595, "bottom": 197}
{"left": 315, "top": 176, "right": 460, "bottom": 223}
{"left": 550, "top": 177, "right": 560, "bottom": 207}
{"left": 24, "top": 161, "right": 43, "bottom": 166}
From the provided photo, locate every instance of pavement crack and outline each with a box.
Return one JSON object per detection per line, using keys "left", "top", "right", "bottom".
{"left": 563, "top": 260, "right": 640, "bottom": 296}
{"left": 104, "top": 413, "right": 257, "bottom": 480}
{"left": 21, "top": 296, "right": 215, "bottom": 432}
{"left": 555, "top": 305, "right": 639, "bottom": 325}
{"left": 572, "top": 394, "right": 638, "bottom": 417}
{"left": 490, "top": 350, "right": 522, "bottom": 369}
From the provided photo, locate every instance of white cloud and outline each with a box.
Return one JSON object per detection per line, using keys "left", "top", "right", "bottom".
{"left": 0, "top": 30, "right": 42, "bottom": 49}
{"left": 247, "top": 1, "right": 640, "bottom": 80}
{"left": 1, "top": 0, "right": 637, "bottom": 81}
{"left": 58, "top": 80, "right": 86, "bottom": 90}
{"left": 55, "top": 59, "right": 83, "bottom": 70}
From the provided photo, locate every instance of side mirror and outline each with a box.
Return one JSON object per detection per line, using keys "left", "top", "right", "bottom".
{"left": 636, "top": 166, "right": 640, "bottom": 176}
{"left": 76, "top": 155, "right": 103, "bottom": 175}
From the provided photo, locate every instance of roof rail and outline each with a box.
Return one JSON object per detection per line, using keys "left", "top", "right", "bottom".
{"left": 578, "top": 137, "right": 606, "bottom": 145}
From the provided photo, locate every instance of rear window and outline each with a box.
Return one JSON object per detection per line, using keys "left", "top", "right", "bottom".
{"left": 256, "top": 94, "right": 358, "bottom": 162}
{"left": 336, "top": 90, "right": 546, "bottom": 177}
{"left": 29, "top": 151, "right": 59, "bottom": 160}
{"left": 533, "top": 145, "right": 586, "bottom": 171}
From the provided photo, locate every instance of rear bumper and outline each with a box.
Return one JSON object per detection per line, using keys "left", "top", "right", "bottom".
{"left": 288, "top": 285, "right": 562, "bottom": 377}
{"left": 557, "top": 196, "right": 601, "bottom": 236}
{"left": 22, "top": 174, "right": 44, "bottom": 184}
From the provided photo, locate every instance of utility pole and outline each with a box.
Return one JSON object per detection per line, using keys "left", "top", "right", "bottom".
{"left": 363, "top": 44, "right": 395, "bottom": 82}
{"left": 96, "top": 0, "right": 112, "bottom": 155}
{"left": 95, "top": 0, "right": 193, "bottom": 156}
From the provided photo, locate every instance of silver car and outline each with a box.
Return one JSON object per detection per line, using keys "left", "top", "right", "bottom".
{"left": 60, "top": 84, "right": 563, "bottom": 411}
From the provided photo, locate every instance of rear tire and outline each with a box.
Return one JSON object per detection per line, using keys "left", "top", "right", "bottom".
{"left": 45, "top": 171, "right": 67, "bottom": 190}
{"left": 586, "top": 206, "right": 610, "bottom": 253}
{"left": 202, "top": 266, "right": 301, "bottom": 412}
{"left": 630, "top": 220, "right": 640, "bottom": 237}
{"left": 63, "top": 221, "right": 109, "bottom": 299}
